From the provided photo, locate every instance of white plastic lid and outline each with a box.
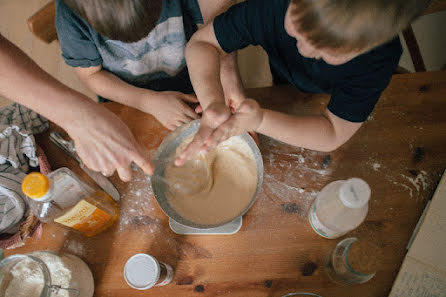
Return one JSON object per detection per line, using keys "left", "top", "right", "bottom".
{"left": 339, "top": 178, "right": 371, "bottom": 209}
{"left": 124, "top": 254, "right": 160, "bottom": 290}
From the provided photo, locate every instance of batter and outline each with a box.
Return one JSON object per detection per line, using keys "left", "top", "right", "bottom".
{"left": 165, "top": 136, "right": 258, "bottom": 225}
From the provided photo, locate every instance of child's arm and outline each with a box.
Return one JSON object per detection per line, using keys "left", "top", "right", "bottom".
{"left": 0, "top": 34, "right": 152, "bottom": 181}
{"left": 75, "top": 66, "right": 199, "bottom": 131}
{"left": 175, "top": 19, "right": 363, "bottom": 164}
{"left": 258, "top": 108, "right": 362, "bottom": 151}
{"left": 201, "top": 99, "right": 362, "bottom": 153}
{"left": 175, "top": 22, "right": 234, "bottom": 165}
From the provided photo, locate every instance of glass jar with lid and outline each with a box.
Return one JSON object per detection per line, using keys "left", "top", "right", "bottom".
{"left": 22, "top": 168, "right": 119, "bottom": 237}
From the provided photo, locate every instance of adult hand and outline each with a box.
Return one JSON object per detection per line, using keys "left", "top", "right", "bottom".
{"left": 175, "top": 102, "right": 231, "bottom": 166}
{"left": 200, "top": 99, "right": 263, "bottom": 152}
{"left": 64, "top": 104, "right": 153, "bottom": 182}
{"left": 141, "top": 91, "right": 200, "bottom": 130}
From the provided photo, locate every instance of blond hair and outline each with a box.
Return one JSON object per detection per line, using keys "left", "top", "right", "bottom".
{"left": 289, "top": 0, "right": 432, "bottom": 52}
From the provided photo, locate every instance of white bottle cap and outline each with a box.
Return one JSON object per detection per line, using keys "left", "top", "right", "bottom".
{"left": 339, "top": 178, "right": 371, "bottom": 209}
{"left": 124, "top": 254, "right": 160, "bottom": 290}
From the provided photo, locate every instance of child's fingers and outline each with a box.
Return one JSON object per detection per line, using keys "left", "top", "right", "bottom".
{"left": 195, "top": 105, "right": 203, "bottom": 114}
{"left": 181, "top": 93, "right": 199, "bottom": 103}
{"left": 175, "top": 124, "right": 213, "bottom": 166}
{"left": 203, "top": 124, "right": 230, "bottom": 151}
{"left": 182, "top": 106, "right": 200, "bottom": 120}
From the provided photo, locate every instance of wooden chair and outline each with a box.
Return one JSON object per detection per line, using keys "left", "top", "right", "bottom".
{"left": 401, "top": 0, "right": 446, "bottom": 72}
{"left": 27, "top": 1, "right": 57, "bottom": 44}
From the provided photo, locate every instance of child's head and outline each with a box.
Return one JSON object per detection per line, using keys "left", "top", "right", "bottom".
{"left": 63, "top": 0, "right": 163, "bottom": 43}
{"left": 285, "top": 0, "right": 432, "bottom": 65}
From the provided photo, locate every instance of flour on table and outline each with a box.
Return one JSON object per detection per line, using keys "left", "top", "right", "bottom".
{"left": 259, "top": 136, "right": 331, "bottom": 218}
{"left": 372, "top": 163, "right": 381, "bottom": 171}
{"left": 118, "top": 151, "right": 159, "bottom": 232}
{"left": 63, "top": 239, "right": 86, "bottom": 257}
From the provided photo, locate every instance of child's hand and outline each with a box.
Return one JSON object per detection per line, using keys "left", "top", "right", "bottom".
{"left": 143, "top": 91, "right": 200, "bottom": 130}
{"left": 175, "top": 102, "right": 231, "bottom": 166}
{"left": 200, "top": 99, "right": 263, "bottom": 152}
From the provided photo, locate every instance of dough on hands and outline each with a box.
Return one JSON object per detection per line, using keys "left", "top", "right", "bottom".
{"left": 165, "top": 136, "right": 258, "bottom": 225}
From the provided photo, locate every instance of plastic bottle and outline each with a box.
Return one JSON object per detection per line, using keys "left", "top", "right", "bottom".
{"left": 21, "top": 168, "right": 119, "bottom": 237}
{"left": 308, "top": 178, "right": 371, "bottom": 239}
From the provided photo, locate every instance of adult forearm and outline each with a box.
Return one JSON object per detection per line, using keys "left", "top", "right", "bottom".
{"left": 185, "top": 39, "right": 225, "bottom": 110}
{"left": 0, "top": 35, "right": 98, "bottom": 128}
{"left": 257, "top": 109, "right": 342, "bottom": 152}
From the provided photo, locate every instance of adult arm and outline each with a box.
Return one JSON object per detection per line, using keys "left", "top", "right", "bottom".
{"left": 0, "top": 34, "right": 152, "bottom": 181}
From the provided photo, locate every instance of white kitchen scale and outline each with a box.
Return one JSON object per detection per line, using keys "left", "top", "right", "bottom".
{"left": 169, "top": 217, "right": 242, "bottom": 235}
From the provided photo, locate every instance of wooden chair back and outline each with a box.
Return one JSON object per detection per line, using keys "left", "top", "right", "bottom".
{"left": 27, "top": 1, "right": 57, "bottom": 44}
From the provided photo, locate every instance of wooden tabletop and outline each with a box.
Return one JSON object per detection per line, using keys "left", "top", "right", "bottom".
{"left": 6, "top": 71, "right": 446, "bottom": 297}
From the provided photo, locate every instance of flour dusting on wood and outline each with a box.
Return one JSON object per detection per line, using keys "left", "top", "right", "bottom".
{"left": 118, "top": 149, "right": 161, "bottom": 232}
{"left": 259, "top": 136, "right": 333, "bottom": 218}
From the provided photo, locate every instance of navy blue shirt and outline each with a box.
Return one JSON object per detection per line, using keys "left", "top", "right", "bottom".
{"left": 213, "top": 0, "right": 402, "bottom": 122}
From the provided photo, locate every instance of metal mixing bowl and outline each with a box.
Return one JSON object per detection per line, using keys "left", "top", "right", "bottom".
{"left": 151, "top": 120, "right": 264, "bottom": 229}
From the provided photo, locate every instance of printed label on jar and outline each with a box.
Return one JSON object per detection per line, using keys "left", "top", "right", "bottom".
{"left": 308, "top": 203, "right": 341, "bottom": 239}
{"left": 54, "top": 199, "right": 112, "bottom": 236}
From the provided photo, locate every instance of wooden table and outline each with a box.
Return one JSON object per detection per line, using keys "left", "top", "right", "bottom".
{"left": 6, "top": 71, "right": 446, "bottom": 297}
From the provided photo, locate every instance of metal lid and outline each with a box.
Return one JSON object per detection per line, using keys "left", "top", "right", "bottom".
{"left": 124, "top": 254, "right": 160, "bottom": 290}
{"left": 339, "top": 178, "right": 371, "bottom": 209}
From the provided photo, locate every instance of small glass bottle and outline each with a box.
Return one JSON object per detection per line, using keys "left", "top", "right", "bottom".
{"left": 21, "top": 167, "right": 119, "bottom": 237}
{"left": 323, "top": 237, "right": 377, "bottom": 285}
{"left": 308, "top": 178, "right": 371, "bottom": 239}
{"left": 124, "top": 254, "right": 174, "bottom": 290}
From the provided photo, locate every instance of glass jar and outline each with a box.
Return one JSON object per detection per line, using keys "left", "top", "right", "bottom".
{"left": 123, "top": 254, "right": 174, "bottom": 290}
{"left": 323, "top": 237, "right": 376, "bottom": 285}
{"left": 0, "top": 251, "right": 94, "bottom": 297}
{"left": 22, "top": 168, "right": 119, "bottom": 237}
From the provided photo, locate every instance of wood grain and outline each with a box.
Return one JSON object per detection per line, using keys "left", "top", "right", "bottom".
{"left": 6, "top": 71, "right": 446, "bottom": 297}
{"left": 27, "top": 1, "right": 57, "bottom": 44}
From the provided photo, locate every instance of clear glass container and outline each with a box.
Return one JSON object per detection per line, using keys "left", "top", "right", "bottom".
{"left": 308, "top": 178, "right": 371, "bottom": 239}
{"left": 323, "top": 237, "right": 376, "bottom": 285}
{"left": 22, "top": 168, "right": 119, "bottom": 237}
{"left": 0, "top": 251, "right": 94, "bottom": 297}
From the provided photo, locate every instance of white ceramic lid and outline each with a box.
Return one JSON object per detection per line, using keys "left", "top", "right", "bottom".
{"left": 339, "top": 178, "right": 371, "bottom": 209}
{"left": 123, "top": 254, "right": 160, "bottom": 290}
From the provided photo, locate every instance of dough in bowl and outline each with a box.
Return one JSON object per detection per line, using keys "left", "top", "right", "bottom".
{"left": 164, "top": 136, "right": 258, "bottom": 225}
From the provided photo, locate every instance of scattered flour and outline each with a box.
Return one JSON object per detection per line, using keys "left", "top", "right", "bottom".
{"left": 401, "top": 170, "right": 429, "bottom": 192}
{"left": 118, "top": 169, "right": 159, "bottom": 232}
{"left": 259, "top": 137, "right": 332, "bottom": 218}
{"left": 372, "top": 163, "right": 381, "bottom": 171}
{"left": 63, "top": 240, "right": 85, "bottom": 257}
{"left": 388, "top": 170, "right": 430, "bottom": 199}
{"left": 367, "top": 155, "right": 431, "bottom": 200}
